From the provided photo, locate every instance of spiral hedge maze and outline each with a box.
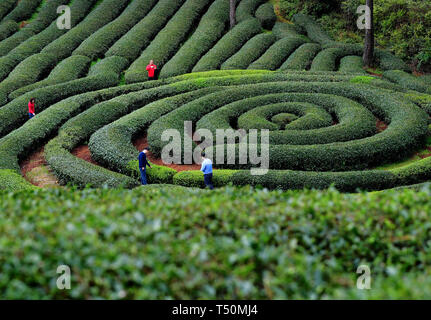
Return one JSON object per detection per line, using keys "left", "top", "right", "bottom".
{"left": 0, "top": 0, "right": 431, "bottom": 192}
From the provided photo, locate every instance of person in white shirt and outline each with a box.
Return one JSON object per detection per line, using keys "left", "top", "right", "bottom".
{"left": 200, "top": 152, "right": 214, "bottom": 190}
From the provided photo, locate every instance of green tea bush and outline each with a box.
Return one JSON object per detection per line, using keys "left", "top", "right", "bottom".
{"left": 255, "top": 3, "right": 276, "bottom": 29}
{"left": 192, "top": 18, "right": 263, "bottom": 72}
{"left": 0, "top": 20, "right": 18, "bottom": 41}
{"left": 0, "top": 0, "right": 16, "bottom": 21}
{"left": 236, "top": 0, "right": 266, "bottom": 22}
{"left": 72, "top": 0, "right": 158, "bottom": 60}
{"left": 159, "top": 0, "right": 230, "bottom": 78}
{"left": 221, "top": 33, "right": 276, "bottom": 70}
{"left": 248, "top": 37, "right": 308, "bottom": 70}
{"left": 125, "top": 0, "right": 212, "bottom": 83}
{"left": 272, "top": 21, "right": 306, "bottom": 40}
{"left": 0, "top": 52, "right": 58, "bottom": 106}
{"left": 8, "top": 55, "right": 92, "bottom": 100}
{"left": 41, "top": 0, "right": 129, "bottom": 60}
{"left": 279, "top": 43, "right": 321, "bottom": 70}
{"left": 383, "top": 70, "right": 431, "bottom": 94}
{"left": 2, "top": 0, "right": 42, "bottom": 23}
{"left": 339, "top": 55, "right": 365, "bottom": 74}
{"left": 0, "top": 0, "right": 97, "bottom": 80}
{"left": 2, "top": 185, "right": 430, "bottom": 298}
{"left": 105, "top": 0, "right": 185, "bottom": 63}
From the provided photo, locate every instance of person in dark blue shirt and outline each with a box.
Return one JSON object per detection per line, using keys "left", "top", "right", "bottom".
{"left": 138, "top": 148, "right": 152, "bottom": 185}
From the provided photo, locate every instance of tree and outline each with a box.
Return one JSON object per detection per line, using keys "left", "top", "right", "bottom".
{"left": 363, "top": 0, "right": 374, "bottom": 67}
{"left": 230, "top": 0, "right": 236, "bottom": 29}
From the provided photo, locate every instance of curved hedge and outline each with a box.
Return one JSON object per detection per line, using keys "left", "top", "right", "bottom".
{"left": 255, "top": 3, "right": 276, "bottom": 29}
{"left": 272, "top": 21, "right": 307, "bottom": 40}
{"left": 105, "top": 0, "right": 185, "bottom": 63}
{"left": 0, "top": 0, "right": 16, "bottom": 21}
{"left": 221, "top": 33, "right": 276, "bottom": 70}
{"left": 248, "top": 37, "right": 307, "bottom": 70}
{"left": 279, "top": 43, "right": 321, "bottom": 71}
{"left": 41, "top": 0, "right": 129, "bottom": 60}
{"left": 72, "top": 0, "right": 158, "bottom": 60}
{"left": 236, "top": 0, "right": 266, "bottom": 23}
{"left": 0, "top": 0, "right": 73, "bottom": 56}
{"left": 0, "top": 20, "right": 18, "bottom": 41}
{"left": 383, "top": 70, "right": 431, "bottom": 94}
{"left": 0, "top": 0, "right": 97, "bottom": 80}
{"left": 159, "top": 0, "right": 230, "bottom": 78}
{"left": 2, "top": 0, "right": 42, "bottom": 23}
{"left": 192, "top": 18, "right": 263, "bottom": 72}
{"left": 8, "top": 55, "right": 92, "bottom": 100}
{"left": 0, "top": 52, "right": 58, "bottom": 106}
{"left": 125, "top": 0, "right": 211, "bottom": 83}
{"left": 339, "top": 55, "right": 365, "bottom": 74}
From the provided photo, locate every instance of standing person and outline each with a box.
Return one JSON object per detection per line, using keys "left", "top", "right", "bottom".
{"left": 146, "top": 60, "right": 157, "bottom": 81}
{"left": 200, "top": 152, "right": 214, "bottom": 190}
{"left": 28, "top": 98, "right": 36, "bottom": 119}
{"left": 138, "top": 148, "right": 152, "bottom": 185}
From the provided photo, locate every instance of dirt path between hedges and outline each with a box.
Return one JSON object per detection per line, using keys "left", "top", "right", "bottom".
{"left": 132, "top": 135, "right": 201, "bottom": 172}
{"left": 20, "top": 147, "right": 60, "bottom": 188}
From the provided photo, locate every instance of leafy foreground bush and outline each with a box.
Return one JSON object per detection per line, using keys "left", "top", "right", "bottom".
{"left": 0, "top": 185, "right": 430, "bottom": 299}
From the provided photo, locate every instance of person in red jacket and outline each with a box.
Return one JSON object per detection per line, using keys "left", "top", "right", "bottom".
{"left": 28, "top": 98, "right": 35, "bottom": 119}
{"left": 146, "top": 60, "right": 157, "bottom": 81}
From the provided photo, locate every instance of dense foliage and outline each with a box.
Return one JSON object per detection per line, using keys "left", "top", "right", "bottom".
{"left": 1, "top": 185, "right": 430, "bottom": 299}
{"left": 280, "top": 0, "right": 431, "bottom": 71}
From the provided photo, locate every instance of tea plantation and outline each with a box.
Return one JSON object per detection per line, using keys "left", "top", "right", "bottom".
{"left": 0, "top": 0, "right": 430, "bottom": 299}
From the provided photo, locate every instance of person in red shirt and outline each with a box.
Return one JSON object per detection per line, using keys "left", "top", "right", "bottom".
{"left": 146, "top": 60, "right": 157, "bottom": 81}
{"left": 28, "top": 98, "right": 35, "bottom": 119}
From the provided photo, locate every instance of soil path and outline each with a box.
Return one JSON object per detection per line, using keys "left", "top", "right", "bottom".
{"left": 132, "top": 135, "right": 201, "bottom": 172}
{"left": 20, "top": 147, "right": 60, "bottom": 187}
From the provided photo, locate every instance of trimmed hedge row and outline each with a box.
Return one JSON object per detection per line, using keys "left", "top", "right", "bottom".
{"left": 0, "top": 81, "right": 159, "bottom": 190}
{"left": 293, "top": 13, "right": 410, "bottom": 72}
{"left": 236, "top": 0, "right": 266, "bottom": 23}
{"left": 311, "top": 46, "right": 362, "bottom": 71}
{"left": 105, "top": 0, "right": 185, "bottom": 63}
{"left": 292, "top": 13, "right": 334, "bottom": 45}
{"left": 383, "top": 70, "right": 431, "bottom": 94}
{"left": 45, "top": 82, "right": 213, "bottom": 186}
{"left": 192, "top": 18, "right": 263, "bottom": 72}
{"left": 2, "top": 0, "right": 42, "bottom": 23}
{"left": 8, "top": 55, "right": 92, "bottom": 100}
{"left": 147, "top": 80, "right": 428, "bottom": 171}
{"left": 0, "top": 60, "right": 147, "bottom": 139}
{"left": 0, "top": 0, "right": 16, "bottom": 21}
{"left": 125, "top": 0, "right": 212, "bottom": 83}
{"left": 89, "top": 87, "right": 224, "bottom": 175}
{"left": 0, "top": 20, "right": 18, "bottom": 41}
{"left": 197, "top": 92, "right": 376, "bottom": 145}
{"left": 172, "top": 155, "right": 431, "bottom": 192}
{"left": 159, "top": 0, "right": 230, "bottom": 78}
{"left": 279, "top": 43, "right": 321, "bottom": 71}
{"left": 0, "top": 0, "right": 71, "bottom": 56}
{"left": 0, "top": 52, "right": 58, "bottom": 106}
{"left": 45, "top": 128, "right": 139, "bottom": 189}
{"left": 272, "top": 21, "right": 307, "bottom": 40}
{"left": 221, "top": 33, "right": 276, "bottom": 70}
{"left": 248, "top": 36, "right": 308, "bottom": 70}
{"left": 234, "top": 96, "right": 376, "bottom": 145}
{"left": 41, "top": 0, "right": 129, "bottom": 60}
{"left": 339, "top": 55, "right": 366, "bottom": 74}
{"left": 0, "top": 0, "right": 97, "bottom": 80}
{"left": 72, "top": 0, "right": 158, "bottom": 60}
{"left": 0, "top": 169, "right": 35, "bottom": 191}
{"left": 255, "top": 3, "right": 276, "bottom": 29}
